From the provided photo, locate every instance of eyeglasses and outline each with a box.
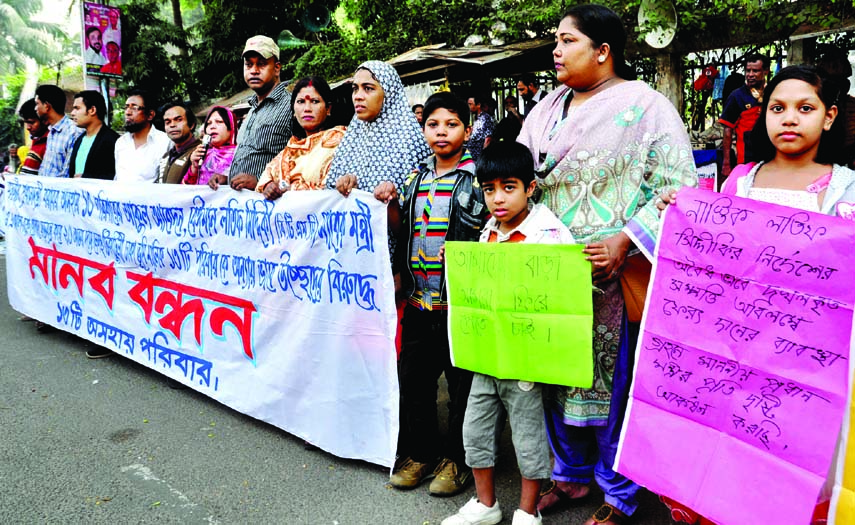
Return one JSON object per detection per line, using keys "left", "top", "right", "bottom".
{"left": 123, "top": 103, "right": 146, "bottom": 112}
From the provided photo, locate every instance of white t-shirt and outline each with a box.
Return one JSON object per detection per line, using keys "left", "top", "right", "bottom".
{"left": 114, "top": 127, "right": 171, "bottom": 183}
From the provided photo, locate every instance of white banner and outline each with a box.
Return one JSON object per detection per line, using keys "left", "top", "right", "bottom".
{"left": 4, "top": 176, "right": 398, "bottom": 467}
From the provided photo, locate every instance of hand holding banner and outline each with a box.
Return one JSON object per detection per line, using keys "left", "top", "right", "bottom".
{"left": 615, "top": 187, "right": 855, "bottom": 525}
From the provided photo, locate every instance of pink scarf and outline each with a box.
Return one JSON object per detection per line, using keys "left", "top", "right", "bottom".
{"left": 194, "top": 106, "right": 237, "bottom": 185}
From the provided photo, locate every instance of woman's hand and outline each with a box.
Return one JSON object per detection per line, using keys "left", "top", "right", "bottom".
{"left": 336, "top": 174, "right": 358, "bottom": 197}
{"left": 374, "top": 181, "right": 398, "bottom": 204}
{"left": 230, "top": 173, "right": 258, "bottom": 191}
{"left": 438, "top": 244, "right": 445, "bottom": 263}
{"left": 208, "top": 173, "right": 228, "bottom": 190}
{"left": 189, "top": 143, "right": 205, "bottom": 169}
{"left": 262, "top": 180, "right": 285, "bottom": 201}
{"left": 583, "top": 232, "right": 631, "bottom": 286}
{"left": 655, "top": 190, "right": 678, "bottom": 215}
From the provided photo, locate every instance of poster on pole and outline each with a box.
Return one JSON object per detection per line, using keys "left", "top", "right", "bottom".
{"left": 82, "top": 3, "right": 122, "bottom": 78}
{"left": 615, "top": 187, "right": 855, "bottom": 525}
{"left": 4, "top": 176, "right": 399, "bottom": 467}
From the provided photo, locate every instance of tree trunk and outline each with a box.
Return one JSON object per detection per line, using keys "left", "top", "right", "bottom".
{"left": 171, "top": 0, "right": 188, "bottom": 57}
{"left": 655, "top": 53, "right": 684, "bottom": 114}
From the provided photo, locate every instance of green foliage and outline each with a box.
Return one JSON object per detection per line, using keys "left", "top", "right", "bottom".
{"left": 120, "top": 0, "right": 192, "bottom": 104}
{"left": 0, "top": 0, "right": 66, "bottom": 76}
{"left": 113, "top": 0, "right": 854, "bottom": 107}
{"left": 190, "top": 0, "right": 340, "bottom": 98}
{"left": 0, "top": 72, "right": 28, "bottom": 151}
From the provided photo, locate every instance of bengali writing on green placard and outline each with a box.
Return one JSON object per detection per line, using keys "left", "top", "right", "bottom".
{"left": 445, "top": 241, "right": 594, "bottom": 387}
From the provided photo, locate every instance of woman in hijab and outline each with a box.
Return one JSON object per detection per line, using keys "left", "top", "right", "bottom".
{"left": 326, "top": 60, "right": 431, "bottom": 197}
{"left": 184, "top": 106, "right": 238, "bottom": 185}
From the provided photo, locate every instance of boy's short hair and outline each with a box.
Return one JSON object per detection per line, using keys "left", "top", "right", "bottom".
{"left": 422, "top": 92, "right": 470, "bottom": 124}
{"left": 476, "top": 141, "right": 535, "bottom": 187}
{"left": 18, "top": 99, "right": 38, "bottom": 120}
{"left": 35, "top": 85, "right": 67, "bottom": 114}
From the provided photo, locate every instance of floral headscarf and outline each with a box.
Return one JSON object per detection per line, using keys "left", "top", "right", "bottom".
{"left": 326, "top": 60, "right": 431, "bottom": 191}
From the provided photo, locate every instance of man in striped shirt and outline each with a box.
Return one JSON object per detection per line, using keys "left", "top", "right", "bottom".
{"left": 211, "top": 35, "right": 292, "bottom": 191}
{"left": 17, "top": 99, "right": 48, "bottom": 175}
{"left": 35, "top": 85, "right": 83, "bottom": 177}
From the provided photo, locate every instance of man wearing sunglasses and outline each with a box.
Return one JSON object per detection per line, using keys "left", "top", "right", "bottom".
{"left": 114, "top": 88, "right": 171, "bottom": 182}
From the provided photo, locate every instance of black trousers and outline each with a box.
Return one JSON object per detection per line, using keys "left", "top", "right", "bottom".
{"left": 397, "top": 305, "right": 473, "bottom": 465}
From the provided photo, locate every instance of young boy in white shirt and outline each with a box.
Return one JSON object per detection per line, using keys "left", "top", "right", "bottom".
{"left": 442, "top": 141, "right": 574, "bottom": 525}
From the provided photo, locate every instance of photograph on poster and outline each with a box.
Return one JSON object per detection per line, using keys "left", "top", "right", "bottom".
{"left": 82, "top": 3, "right": 122, "bottom": 78}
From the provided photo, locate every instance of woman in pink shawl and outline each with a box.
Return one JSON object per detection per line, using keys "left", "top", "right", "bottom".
{"left": 516, "top": 5, "right": 696, "bottom": 524}
{"left": 184, "top": 106, "right": 237, "bottom": 185}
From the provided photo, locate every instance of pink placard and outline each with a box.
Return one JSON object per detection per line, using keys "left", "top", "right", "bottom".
{"left": 616, "top": 187, "right": 855, "bottom": 525}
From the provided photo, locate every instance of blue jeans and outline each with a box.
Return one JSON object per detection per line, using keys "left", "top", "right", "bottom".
{"left": 544, "top": 317, "right": 640, "bottom": 516}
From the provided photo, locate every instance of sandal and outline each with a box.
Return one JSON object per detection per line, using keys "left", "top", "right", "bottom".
{"left": 537, "top": 479, "right": 590, "bottom": 514}
{"left": 585, "top": 503, "right": 629, "bottom": 525}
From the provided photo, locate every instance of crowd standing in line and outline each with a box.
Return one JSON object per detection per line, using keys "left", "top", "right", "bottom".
{"left": 9, "top": 5, "right": 855, "bottom": 523}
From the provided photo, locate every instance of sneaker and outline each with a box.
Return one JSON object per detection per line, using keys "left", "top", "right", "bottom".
{"left": 86, "top": 347, "right": 113, "bottom": 359}
{"left": 511, "top": 509, "right": 543, "bottom": 525}
{"left": 429, "top": 458, "right": 472, "bottom": 497}
{"left": 389, "top": 457, "right": 435, "bottom": 489}
{"left": 441, "top": 497, "right": 502, "bottom": 525}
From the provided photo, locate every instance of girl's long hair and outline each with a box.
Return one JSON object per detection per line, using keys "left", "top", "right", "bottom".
{"left": 750, "top": 65, "right": 845, "bottom": 165}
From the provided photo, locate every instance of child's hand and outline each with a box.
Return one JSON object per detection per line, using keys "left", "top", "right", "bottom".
{"left": 438, "top": 244, "right": 445, "bottom": 263}
{"left": 655, "top": 190, "right": 678, "bottom": 215}
{"left": 374, "top": 181, "right": 398, "bottom": 204}
{"left": 336, "top": 174, "right": 358, "bottom": 197}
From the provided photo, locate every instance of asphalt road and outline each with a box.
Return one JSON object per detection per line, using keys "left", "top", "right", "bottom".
{"left": 0, "top": 253, "right": 674, "bottom": 525}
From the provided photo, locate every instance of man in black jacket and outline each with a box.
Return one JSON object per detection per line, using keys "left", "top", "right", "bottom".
{"left": 68, "top": 90, "right": 119, "bottom": 180}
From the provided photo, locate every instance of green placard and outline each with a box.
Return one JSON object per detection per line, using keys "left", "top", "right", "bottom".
{"left": 445, "top": 241, "right": 594, "bottom": 387}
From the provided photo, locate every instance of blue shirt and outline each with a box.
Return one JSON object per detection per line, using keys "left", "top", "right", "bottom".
{"left": 41, "top": 116, "right": 84, "bottom": 177}
{"left": 74, "top": 134, "right": 97, "bottom": 177}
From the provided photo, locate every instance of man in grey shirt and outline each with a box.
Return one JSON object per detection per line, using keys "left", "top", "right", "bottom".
{"left": 210, "top": 35, "right": 292, "bottom": 191}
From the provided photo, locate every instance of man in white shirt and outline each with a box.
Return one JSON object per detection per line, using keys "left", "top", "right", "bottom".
{"left": 84, "top": 27, "right": 106, "bottom": 66}
{"left": 114, "top": 89, "right": 171, "bottom": 182}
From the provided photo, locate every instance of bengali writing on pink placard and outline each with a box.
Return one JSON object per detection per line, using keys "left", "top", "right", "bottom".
{"left": 616, "top": 187, "right": 855, "bottom": 525}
